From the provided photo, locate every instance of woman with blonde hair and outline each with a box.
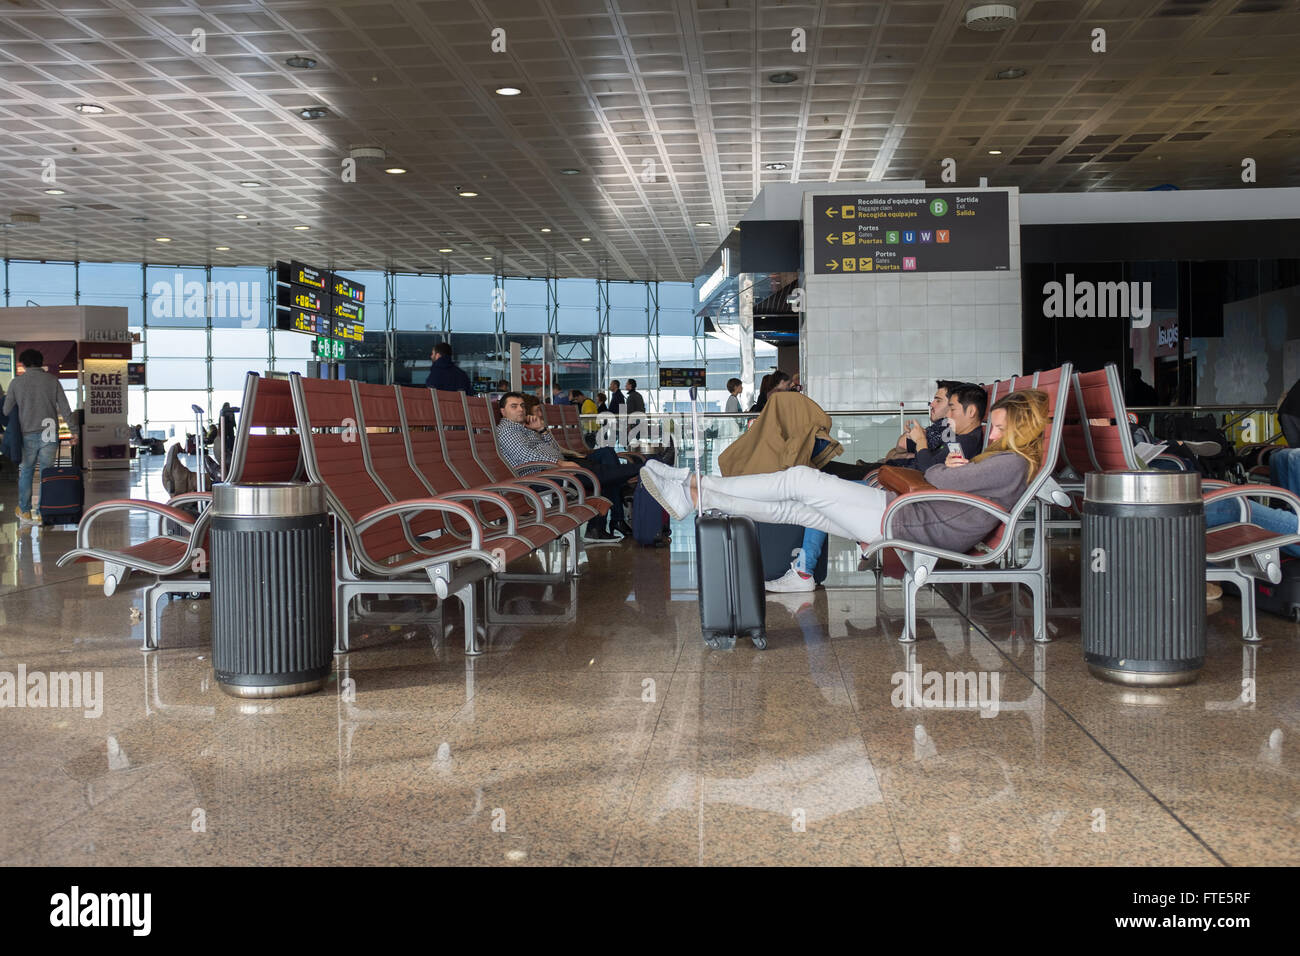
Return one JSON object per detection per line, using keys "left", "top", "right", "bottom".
{"left": 641, "top": 389, "right": 1050, "bottom": 556}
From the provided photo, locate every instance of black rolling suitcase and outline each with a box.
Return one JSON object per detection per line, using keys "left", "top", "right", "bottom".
{"left": 40, "top": 440, "right": 84, "bottom": 526}
{"left": 689, "top": 387, "right": 767, "bottom": 650}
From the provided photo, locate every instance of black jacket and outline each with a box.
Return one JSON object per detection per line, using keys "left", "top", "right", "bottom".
{"left": 624, "top": 389, "right": 646, "bottom": 414}
{"left": 608, "top": 389, "right": 625, "bottom": 413}
{"left": 425, "top": 356, "right": 472, "bottom": 394}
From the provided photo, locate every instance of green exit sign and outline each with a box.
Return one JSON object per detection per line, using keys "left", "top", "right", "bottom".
{"left": 314, "top": 336, "right": 346, "bottom": 360}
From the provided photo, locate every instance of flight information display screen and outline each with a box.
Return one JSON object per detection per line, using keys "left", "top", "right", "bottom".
{"left": 659, "top": 367, "right": 706, "bottom": 388}
{"left": 274, "top": 260, "right": 365, "bottom": 349}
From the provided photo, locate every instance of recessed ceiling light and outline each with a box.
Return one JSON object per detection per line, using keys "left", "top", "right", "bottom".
{"left": 297, "top": 106, "right": 329, "bottom": 120}
{"left": 559, "top": 168, "right": 580, "bottom": 175}
{"left": 580, "top": 237, "right": 592, "bottom": 242}
{"left": 482, "top": 256, "right": 493, "bottom": 260}
{"left": 285, "top": 55, "right": 317, "bottom": 70}
{"left": 215, "top": 245, "right": 230, "bottom": 251}
{"left": 995, "top": 67, "right": 1027, "bottom": 80}
{"left": 540, "top": 227, "right": 552, "bottom": 233}
{"left": 73, "top": 103, "right": 105, "bottom": 114}
{"left": 768, "top": 72, "right": 798, "bottom": 84}
{"left": 988, "top": 149, "right": 1003, "bottom": 155}
{"left": 154, "top": 237, "right": 171, "bottom": 243}
{"left": 234, "top": 214, "right": 249, "bottom": 219}
{"left": 58, "top": 205, "right": 76, "bottom": 211}
{"left": 438, "top": 247, "right": 453, "bottom": 253}
{"left": 495, "top": 87, "right": 522, "bottom": 96}
{"left": 763, "top": 162, "right": 788, "bottom": 170}
{"left": 130, "top": 216, "right": 148, "bottom": 222}
{"left": 238, "top": 181, "right": 263, "bottom": 188}
{"left": 458, "top": 190, "right": 479, "bottom": 197}
{"left": 43, "top": 188, "right": 65, "bottom": 195}
{"left": 293, "top": 224, "right": 310, "bottom": 230}
{"left": 384, "top": 167, "right": 407, "bottom": 174}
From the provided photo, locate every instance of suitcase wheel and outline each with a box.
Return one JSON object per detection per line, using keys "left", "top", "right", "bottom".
{"left": 703, "top": 632, "right": 729, "bottom": 650}
{"left": 750, "top": 634, "right": 767, "bottom": 650}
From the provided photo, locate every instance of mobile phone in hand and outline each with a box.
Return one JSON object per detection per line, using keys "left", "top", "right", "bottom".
{"left": 947, "top": 442, "right": 964, "bottom": 457}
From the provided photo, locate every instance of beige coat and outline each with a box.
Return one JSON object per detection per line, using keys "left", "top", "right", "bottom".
{"left": 719, "top": 391, "right": 842, "bottom": 476}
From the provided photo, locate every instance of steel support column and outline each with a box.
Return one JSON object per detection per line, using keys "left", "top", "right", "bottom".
{"left": 646, "top": 280, "right": 659, "bottom": 411}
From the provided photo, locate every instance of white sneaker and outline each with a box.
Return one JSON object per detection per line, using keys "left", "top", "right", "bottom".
{"left": 639, "top": 467, "right": 693, "bottom": 521}
{"left": 765, "top": 565, "right": 815, "bottom": 593}
{"left": 643, "top": 458, "right": 690, "bottom": 483}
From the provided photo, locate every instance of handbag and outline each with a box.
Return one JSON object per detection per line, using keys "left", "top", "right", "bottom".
{"left": 876, "top": 464, "right": 936, "bottom": 496}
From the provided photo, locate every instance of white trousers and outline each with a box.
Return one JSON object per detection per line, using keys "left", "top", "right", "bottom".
{"left": 698, "top": 466, "right": 888, "bottom": 544}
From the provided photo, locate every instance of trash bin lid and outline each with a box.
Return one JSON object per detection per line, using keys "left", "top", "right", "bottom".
{"left": 1083, "top": 471, "right": 1202, "bottom": 506}
{"left": 212, "top": 482, "right": 325, "bottom": 518}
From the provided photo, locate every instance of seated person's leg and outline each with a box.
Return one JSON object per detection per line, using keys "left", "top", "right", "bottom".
{"left": 585, "top": 459, "right": 643, "bottom": 528}
{"left": 696, "top": 466, "right": 888, "bottom": 544}
{"left": 585, "top": 445, "right": 620, "bottom": 468}
{"left": 1206, "top": 497, "right": 1300, "bottom": 558}
{"left": 1270, "top": 447, "right": 1300, "bottom": 496}
{"left": 799, "top": 527, "right": 827, "bottom": 574}
{"left": 821, "top": 460, "right": 873, "bottom": 481}
{"left": 767, "top": 525, "right": 827, "bottom": 590}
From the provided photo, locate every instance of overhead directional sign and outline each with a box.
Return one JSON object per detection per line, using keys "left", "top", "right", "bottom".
{"left": 812, "top": 192, "right": 1009, "bottom": 275}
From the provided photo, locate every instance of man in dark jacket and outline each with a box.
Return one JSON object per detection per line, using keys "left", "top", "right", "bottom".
{"left": 425, "top": 342, "right": 472, "bottom": 394}
{"left": 607, "top": 380, "right": 625, "bottom": 415}
{"left": 623, "top": 379, "right": 646, "bottom": 415}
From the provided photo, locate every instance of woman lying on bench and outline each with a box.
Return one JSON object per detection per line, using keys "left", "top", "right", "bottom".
{"left": 641, "top": 389, "right": 1049, "bottom": 556}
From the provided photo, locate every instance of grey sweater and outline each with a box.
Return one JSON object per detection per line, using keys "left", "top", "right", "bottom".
{"left": 884, "top": 451, "right": 1030, "bottom": 554}
{"left": 2, "top": 368, "right": 75, "bottom": 436}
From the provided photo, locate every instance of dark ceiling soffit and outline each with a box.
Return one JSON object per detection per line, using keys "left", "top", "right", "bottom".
{"left": 1021, "top": 219, "right": 1300, "bottom": 263}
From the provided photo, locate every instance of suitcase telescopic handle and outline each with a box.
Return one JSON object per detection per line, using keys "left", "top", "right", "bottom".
{"left": 689, "top": 385, "right": 702, "bottom": 514}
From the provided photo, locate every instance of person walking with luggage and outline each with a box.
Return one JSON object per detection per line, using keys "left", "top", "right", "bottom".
{"left": 4, "top": 349, "right": 77, "bottom": 525}
{"left": 639, "top": 390, "right": 1048, "bottom": 556}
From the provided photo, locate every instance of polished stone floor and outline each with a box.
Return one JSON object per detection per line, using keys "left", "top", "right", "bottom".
{"left": 0, "top": 454, "right": 1297, "bottom": 866}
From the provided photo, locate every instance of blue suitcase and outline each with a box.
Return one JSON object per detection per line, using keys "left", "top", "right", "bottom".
{"left": 40, "top": 442, "right": 84, "bottom": 526}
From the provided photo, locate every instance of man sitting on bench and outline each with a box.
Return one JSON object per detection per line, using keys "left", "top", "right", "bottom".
{"left": 495, "top": 392, "right": 644, "bottom": 543}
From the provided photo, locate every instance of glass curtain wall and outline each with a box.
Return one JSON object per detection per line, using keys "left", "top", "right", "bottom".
{"left": 1, "top": 260, "right": 748, "bottom": 433}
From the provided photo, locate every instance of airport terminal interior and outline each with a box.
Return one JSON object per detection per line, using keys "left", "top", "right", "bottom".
{"left": 2, "top": 0, "right": 1299, "bottom": 868}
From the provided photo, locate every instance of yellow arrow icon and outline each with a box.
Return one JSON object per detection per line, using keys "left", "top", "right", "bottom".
{"left": 826, "top": 207, "right": 838, "bottom": 218}
{"left": 826, "top": 233, "right": 838, "bottom": 244}
{"left": 826, "top": 260, "right": 838, "bottom": 270}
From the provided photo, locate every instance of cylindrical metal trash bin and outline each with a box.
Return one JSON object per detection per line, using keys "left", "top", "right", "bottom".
{"left": 1082, "top": 472, "right": 1205, "bottom": 686}
{"left": 210, "top": 483, "right": 332, "bottom": 698}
